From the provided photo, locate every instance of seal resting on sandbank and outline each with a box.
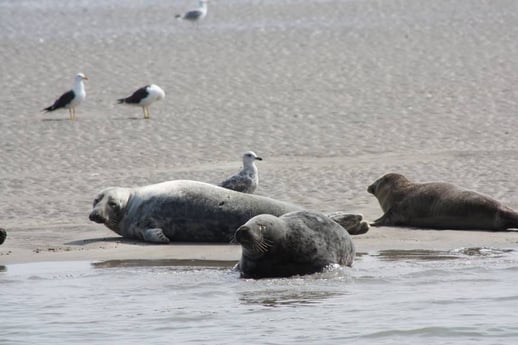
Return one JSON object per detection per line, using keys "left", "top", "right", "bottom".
{"left": 367, "top": 173, "right": 518, "bottom": 230}
{"left": 89, "top": 180, "right": 368, "bottom": 244}
{"left": 234, "top": 211, "right": 355, "bottom": 278}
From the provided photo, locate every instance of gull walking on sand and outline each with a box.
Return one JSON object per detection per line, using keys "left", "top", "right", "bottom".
{"left": 175, "top": 0, "right": 208, "bottom": 22}
{"left": 220, "top": 151, "right": 262, "bottom": 194}
{"left": 43, "top": 73, "right": 88, "bottom": 120}
{"left": 117, "top": 84, "right": 165, "bottom": 119}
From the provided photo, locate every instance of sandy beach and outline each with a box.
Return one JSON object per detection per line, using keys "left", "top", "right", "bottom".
{"left": 1, "top": 0, "right": 518, "bottom": 265}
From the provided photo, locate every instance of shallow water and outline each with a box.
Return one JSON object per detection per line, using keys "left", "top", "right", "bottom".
{"left": 2, "top": 249, "right": 518, "bottom": 345}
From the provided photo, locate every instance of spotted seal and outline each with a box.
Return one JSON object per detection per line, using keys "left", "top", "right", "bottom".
{"left": 89, "top": 180, "right": 368, "bottom": 243}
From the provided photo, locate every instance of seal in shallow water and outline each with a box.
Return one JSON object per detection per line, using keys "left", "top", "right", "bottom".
{"left": 367, "top": 173, "right": 518, "bottom": 230}
{"left": 89, "top": 180, "right": 367, "bottom": 243}
{"left": 234, "top": 210, "right": 355, "bottom": 278}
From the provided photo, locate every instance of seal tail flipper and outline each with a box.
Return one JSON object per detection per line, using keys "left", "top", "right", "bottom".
{"left": 501, "top": 209, "right": 518, "bottom": 230}
{"left": 346, "top": 221, "right": 370, "bottom": 235}
{"left": 175, "top": 14, "right": 182, "bottom": 19}
{"left": 324, "top": 212, "right": 370, "bottom": 235}
{"left": 117, "top": 98, "right": 126, "bottom": 104}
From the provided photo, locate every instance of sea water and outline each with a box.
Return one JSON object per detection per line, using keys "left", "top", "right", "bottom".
{"left": 2, "top": 249, "right": 518, "bottom": 345}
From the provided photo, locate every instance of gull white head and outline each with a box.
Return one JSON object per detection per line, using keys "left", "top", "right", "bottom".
{"left": 242, "top": 151, "right": 262, "bottom": 167}
{"left": 75, "top": 73, "right": 88, "bottom": 82}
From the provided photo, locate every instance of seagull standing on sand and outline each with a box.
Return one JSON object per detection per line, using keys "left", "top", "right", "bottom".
{"left": 220, "top": 151, "right": 263, "bottom": 194}
{"left": 43, "top": 73, "right": 88, "bottom": 120}
{"left": 117, "top": 84, "right": 165, "bottom": 119}
{"left": 175, "top": 0, "right": 208, "bottom": 22}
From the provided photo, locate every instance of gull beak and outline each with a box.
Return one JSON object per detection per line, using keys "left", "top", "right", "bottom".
{"left": 255, "top": 157, "right": 263, "bottom": 161}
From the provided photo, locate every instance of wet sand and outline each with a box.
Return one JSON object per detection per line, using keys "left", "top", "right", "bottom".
{"left": 1, "top": 0, "right": 518, "bottom": 264}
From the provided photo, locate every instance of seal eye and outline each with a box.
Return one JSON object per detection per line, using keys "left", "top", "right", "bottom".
{"left": 258, "top": 224, "right": 266, "bottom": 232}
{"left": 108, "top": 201, "right": 118, "bottom": 209}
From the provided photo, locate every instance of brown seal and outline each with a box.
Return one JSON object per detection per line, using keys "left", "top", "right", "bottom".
{"left": 367, "top": 173, "right": 518, "bottom": 230}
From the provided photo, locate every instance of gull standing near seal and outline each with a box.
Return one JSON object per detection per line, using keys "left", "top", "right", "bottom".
{"left": 234, "top": 211, "right": 356, "bottom": 278}
{"left": 117, "top": 84, "right": 165, "bottom": 119}
{"left": 175, "top": 0, "right": 208, "bottom": 22}
{"left": 368, "top": 173, "right": 518, "bottom": 230}
{"left": 219, "top": 151, "right": 262, "bottom": 193}
{"left": 43, "top": 73, "right": 88, "bottom": 120}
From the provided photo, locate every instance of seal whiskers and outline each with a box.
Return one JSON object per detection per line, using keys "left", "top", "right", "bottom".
{"left": 252, "top": 237, "right": 272, "bottom": 254}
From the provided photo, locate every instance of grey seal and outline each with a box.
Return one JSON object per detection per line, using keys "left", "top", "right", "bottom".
{"left": 367, "top": 173, "right": 518, "bottom": 230}
{"left": 89, "top": 180, "right": 368, "bottom": 244}
{"left": 234, "top": 210, "right": 355, "bottom": 278}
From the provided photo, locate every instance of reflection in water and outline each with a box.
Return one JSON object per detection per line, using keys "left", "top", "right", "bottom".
{"left": 239, "top": 288, "right": 344, "bottom": 307}
{"left": 238, "top": 267, "right": 353, "bottom": 307}
{"left": 92, "top": 259, "right": 237, "bottom": 269}
{"left": 375, "top": 248, "right": 514, "bottom": 261}
{"left": 376, "top": 249, "right": 458, "bottom": 261}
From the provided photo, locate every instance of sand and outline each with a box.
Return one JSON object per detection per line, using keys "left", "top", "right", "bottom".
{"left": 1, "top": 0, "right": 518, "bottom": 265}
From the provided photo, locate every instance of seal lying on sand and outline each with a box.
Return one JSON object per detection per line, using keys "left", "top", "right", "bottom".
{"left": 367, "top": 173, "right": 518, "bottom": 230}
{"left": 89, "top": 180, "right": 368, "bottom": 243}
{"left": 0, "top": 228, "right": 6, "bottom": 245}
{"left": 234, "top": 211, "right": 355, "bottom": 278}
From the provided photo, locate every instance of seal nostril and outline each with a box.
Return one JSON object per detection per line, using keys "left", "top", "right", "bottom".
{"left": 235, "top": 226, "right": 250, "bottom": 242}
{"left": 89, "top": 212, "right": 103, "bottom": 223}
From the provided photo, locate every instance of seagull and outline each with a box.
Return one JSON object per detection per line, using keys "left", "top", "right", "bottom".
{"left": 219, "top": 151, "right": 263, "bottom": 194}
{"left": 175, "top": 0, "right": 208, "bottom": 22}
{"left": 43, "top": 73, "right": 88, "bottom": 120}
{"left": 117, "top": 84, "right": 165, "bottom": 119}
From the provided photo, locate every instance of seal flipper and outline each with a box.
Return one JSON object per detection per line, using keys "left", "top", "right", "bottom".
{"left": 346, "top": 220, "right": 370, "bottom": 235}
{"left": 325, "top": 212, "right": 362, "bottom": 229}
{"left": 324, "top": 212, "right": 369, "bottom": 235}
{"left": 142, "top": 228, "right": 170, "bottom": 244}
{"left": 372, "top": 208, "right": 396, "bottom": 226}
